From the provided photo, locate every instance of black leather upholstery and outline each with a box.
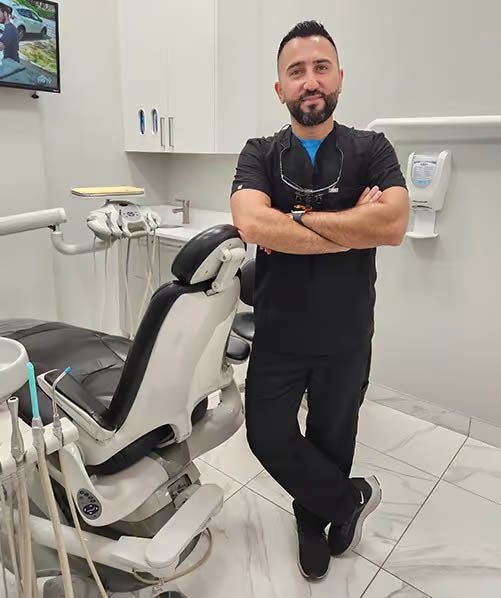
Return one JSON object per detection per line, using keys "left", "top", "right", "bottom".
{"left": 226, "top": 335, "right": 251, "bottom": 361}
{"left": 232, "top": 312, "right": 255, "bottom": 342}
{"left": 232, "top": 259, "right": 256, "bottom": 342}
{"left": 172, "top": 224, "right": 243, "bottom": 284}
{"left": 239, "top": 259, "right": 255, "bottom": 307}
{"left": 3, "top": 318, "right": 248, "bottom": 426}
{"left": 5, "top": 320, "right": 127, "bottom": 428}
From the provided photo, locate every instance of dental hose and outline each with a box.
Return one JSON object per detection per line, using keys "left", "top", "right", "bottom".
{"left": 137, "top": 231, "right": 158, "bottom": 324}
{"left": 0, "top": 483, "right": 10, "bottom": 598}
{"left": 49, "top": 368, "right": 107, "bottom": 598}
{"left": 0, "top": 477, "right": 21, "bottom": 598}
{"left": 7, "top": 397, "right": 34, "bottom": 598}
{"left": 121, "top": 239, "right": 135, "bottom": 338}
{"left": 0, "top": 496, "right": 11, "bottom": 598}
{"left": 27, "top": 363, "right": 75, "bottom": 598}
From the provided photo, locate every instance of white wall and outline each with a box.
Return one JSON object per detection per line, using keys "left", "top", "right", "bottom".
{"left": 258, "top": 0, "right": 501, "bottom": 130}
{"left": 0, "top": 89, "right": 57, "bottom": 321}
{"left": 373, "top": 137, "right": 501, "bottom": 424}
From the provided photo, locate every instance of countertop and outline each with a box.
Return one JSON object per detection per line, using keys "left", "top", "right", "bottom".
{"left": 152, "top": 206, "right": 234, "bottom": 244}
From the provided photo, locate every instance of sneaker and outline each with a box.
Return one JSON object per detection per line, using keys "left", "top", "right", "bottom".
{"left": 328, "top": 476, "right": 382, "bottom": 557}
{"left": 293, "top": 503, "right": 330, "bottom": 580}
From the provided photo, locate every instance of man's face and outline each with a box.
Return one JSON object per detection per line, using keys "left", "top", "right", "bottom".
{"left": 0, "top": 10, "right": 7, "bottom": 25}
{"left": 275, "top": 35, "right": 344, "bottom": 127}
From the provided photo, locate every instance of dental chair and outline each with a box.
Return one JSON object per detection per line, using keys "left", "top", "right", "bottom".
{"left": 0, "top": 224, "right": 249, "bottom": 595}
{"left": 231, "top": 258, "right": 255, "bottom": 343}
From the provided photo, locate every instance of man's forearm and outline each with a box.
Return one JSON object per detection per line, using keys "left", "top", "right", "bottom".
{"left": 244, "top": 208, "right": 348, "bottom": 255}
{"left": 301, "top": 200, "right": 405, "bottom": 249}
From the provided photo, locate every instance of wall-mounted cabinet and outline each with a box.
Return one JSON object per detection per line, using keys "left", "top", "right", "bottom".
{"left": 118, "top": 0, "right": 261, "bottom": 154}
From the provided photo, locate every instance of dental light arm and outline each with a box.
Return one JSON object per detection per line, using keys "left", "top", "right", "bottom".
{"left": 0, "top": 198, "right": 161, "bottom": 256}
{"left": 0, "top": 208, "right": 66, "bottom": 236}
{"left": 0, "top": 207, "right": 108, "bottom": 255}
{"left": 50, "top": 228, "right": 111, "bottom": 255}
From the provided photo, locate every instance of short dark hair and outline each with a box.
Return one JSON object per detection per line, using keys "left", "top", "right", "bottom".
{"left": 0, "top": 3, "right": 12, "bottom": 15}
{"left": 277, "top": 20, "right": 339, "bottom": 65}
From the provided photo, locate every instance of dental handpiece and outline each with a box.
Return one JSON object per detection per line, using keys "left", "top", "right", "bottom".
{"left": 7, "top": 397, "right": 25, "bottom": 464}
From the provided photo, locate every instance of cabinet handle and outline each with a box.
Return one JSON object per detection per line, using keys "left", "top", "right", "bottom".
{"left": 160, "top": 117, "right": 166, "bottom": 148}
{"left": 168, "top": 117, "right": 174, "bottom": 149}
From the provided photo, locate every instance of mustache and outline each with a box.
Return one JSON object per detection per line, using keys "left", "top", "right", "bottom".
{"left": 300, "top": 91, "right": 325, "bottom": 100}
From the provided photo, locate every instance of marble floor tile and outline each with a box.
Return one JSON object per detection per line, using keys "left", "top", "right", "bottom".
{"left": 469, "top": 417, "right": 501, "bottom": 450}
{"left": 367, "top": 388, "right": 470, "bottom": 437}
{"left": 246, "top": 466, "right": 294, "bottom": 513}
{"left": 384, "top": 480, "right": 501, "bottom": 597}
{"left": 350, "top": 443, "right": 437, "bottom": 565}
{"left": 198, "top": 422, "right": 263, "bottom": 485}
{"left": 364, "top": 383, "right": 401, "bottom": 403}
{"left": 357, "top": 401, "right": 467, "bottom": 477}
{"left": 248, "top": 442, "right": 438, "bottom": 566}
{"left": 443, "top": 437, "right": 501, "bottom": 504}
{"left": 177, "top": 487, "right": 379, "bottom": 598}
{"left": 195, "top": 458, "right": 243, "bottom": 501}
{"left": 362, "top": 568, "right": 430, "bottom": 597}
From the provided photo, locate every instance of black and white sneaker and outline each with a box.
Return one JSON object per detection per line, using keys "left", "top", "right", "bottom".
{"left": 328, "top": 476, "right": 382, "bottom": 557}
{"left": 293, "top": 502, "right": 330, "bottom": 580}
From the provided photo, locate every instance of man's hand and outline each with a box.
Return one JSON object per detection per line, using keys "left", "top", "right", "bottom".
{"left": 356, "top": 186, "right": 383, "bottom": 206}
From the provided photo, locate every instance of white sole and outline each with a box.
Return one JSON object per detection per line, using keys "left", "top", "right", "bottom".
{"left": 339, "top": 475, "right": 382, "bottom": 556}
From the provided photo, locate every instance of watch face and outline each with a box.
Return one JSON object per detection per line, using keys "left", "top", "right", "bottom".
{"left": 293, "top": 204, "right": 313, "bottom": 212}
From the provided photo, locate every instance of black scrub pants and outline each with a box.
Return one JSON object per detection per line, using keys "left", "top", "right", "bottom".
{"left": 245, "top": 339, "right": 372, "bottom": 528}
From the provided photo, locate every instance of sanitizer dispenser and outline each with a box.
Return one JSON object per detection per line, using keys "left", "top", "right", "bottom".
{"left": 405, "top": 150, "right": 452, "bottom": 239}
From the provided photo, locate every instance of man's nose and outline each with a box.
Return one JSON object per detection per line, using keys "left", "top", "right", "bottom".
{"left": 303, "top": 76, "right": 320, "bottom": 91}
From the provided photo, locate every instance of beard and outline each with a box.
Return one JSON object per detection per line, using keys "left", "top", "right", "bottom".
{"left": 286, "top": 89, "right": 340, "bottom": 127}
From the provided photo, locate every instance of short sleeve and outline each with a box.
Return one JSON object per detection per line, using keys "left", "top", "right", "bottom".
{"left": 366, "top": 133, "right": 407, "bottom": 191}
{"left": 231, "top": 139, "right": 272, "bottom": 197}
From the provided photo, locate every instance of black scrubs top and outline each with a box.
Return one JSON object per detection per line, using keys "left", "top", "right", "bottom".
{"left": 231, "top": 121, "right": 407, "bottom": 355}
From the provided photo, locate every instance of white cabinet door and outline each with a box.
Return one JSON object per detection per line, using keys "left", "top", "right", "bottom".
{"left": 158, "top": 241, "right": 184, "bottom": 285}
{"left": 215, "top": 0, "right": 260, "bottom": 153}
{"left": 165, "top": 0, "right": 216, "bottom": 153}
{"left": 118, "top": 0, "right": 170, "bottom": 152}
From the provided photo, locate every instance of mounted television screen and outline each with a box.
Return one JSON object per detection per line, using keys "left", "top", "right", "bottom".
{"left": 0, "top": 0, "right": 60, "bottom": 93}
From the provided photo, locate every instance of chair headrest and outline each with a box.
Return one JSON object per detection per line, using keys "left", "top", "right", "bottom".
{"left": 172, "top": 224, "right": 245, "bottom": 285}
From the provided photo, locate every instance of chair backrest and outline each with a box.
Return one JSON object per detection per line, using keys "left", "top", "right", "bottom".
{"left": 105, "top": 225, "right": 246, "bottom": 447}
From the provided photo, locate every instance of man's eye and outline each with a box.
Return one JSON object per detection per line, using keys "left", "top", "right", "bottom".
{"left": 291, "top": 71, "right": 300, "bottom": 77}
{"left": 317, "top": 65, "right": 328, "bottom": 71}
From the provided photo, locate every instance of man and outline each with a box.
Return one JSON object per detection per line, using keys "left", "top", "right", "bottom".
{"left": 230, "top": 21, "right": 409, "bottom": 580}
{"left": 0, "top": 3, "right": 20, "bottom": 63}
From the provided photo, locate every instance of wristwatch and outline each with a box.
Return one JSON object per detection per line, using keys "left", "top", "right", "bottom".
{"left": 290, "top": 210, "right": 306, "bottom": 225}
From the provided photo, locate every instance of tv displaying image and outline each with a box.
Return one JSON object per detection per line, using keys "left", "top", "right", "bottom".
{"left": 0, "top": 0, "right": 59, "bottom": 93}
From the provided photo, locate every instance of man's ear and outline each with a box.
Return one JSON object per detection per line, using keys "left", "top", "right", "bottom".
{"left": 274, "top": 81, "right": 285, "bottom": 104}
{"left": 338, "top": 68, "right": 344, "bottom": 94}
